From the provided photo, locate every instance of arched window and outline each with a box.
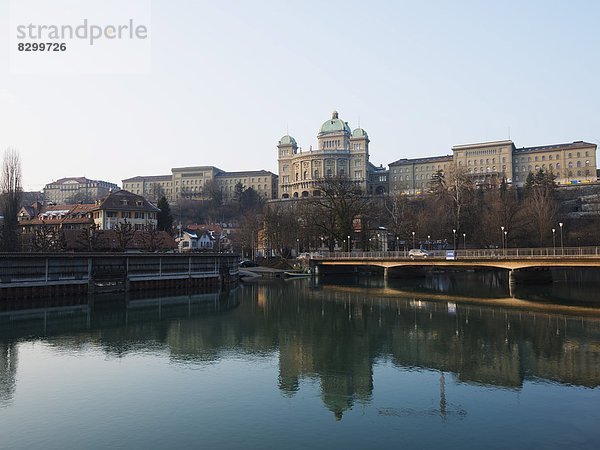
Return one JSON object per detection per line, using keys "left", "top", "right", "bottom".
{"left": 303, "top": 171, "right": 308, "bottom": 180}
{"left": 293, "top": 192, "right": 299, "bottom": 198}
{"left": 576, "top": 161, "right": 581, "bottom": 167}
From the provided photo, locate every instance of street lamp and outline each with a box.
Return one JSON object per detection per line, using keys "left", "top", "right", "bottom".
{"left": 296, "top": 238, "right": 299, "bottom": 256}
{"left": 347, "top": 235, "right": 351, "bottom": 252}
{"left": 412, "top": 231, "right": 415, "bottom": 249}
{"left": 427, "top": 235, "right": 431, "bottom": 251}
{"left": 369, "top": 237, "right": 372, "bottom": 251}
{"left": 396, "top": 236, "right": 399, "bottom": 252}
{"left": 463, "top": 233, "right": 466, "bottom": 251}
{"left": 552, "top": 228, "right": 556, "bottom": 255}
{"left": 500, "top": 226, "right": 505, "bottom": 251}
{"left": 452, "top": 229, "right": 456, "bottom": 252}
{"left": 559, "top": 222, "right": 564, "bottom": 255}
{"left": 504, "top": 230, "right": 508, "bottom": 254}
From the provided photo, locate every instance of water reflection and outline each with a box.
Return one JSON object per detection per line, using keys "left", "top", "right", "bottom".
{"left": 1, "top": 278, "right": 600, "bottom": 421}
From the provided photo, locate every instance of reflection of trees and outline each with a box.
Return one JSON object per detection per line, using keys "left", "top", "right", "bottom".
{"left": 0, "top": 342, "right": 17, "bottom": 407}
{"left": 2, "top": 281, "right": 600, "bottom": 419}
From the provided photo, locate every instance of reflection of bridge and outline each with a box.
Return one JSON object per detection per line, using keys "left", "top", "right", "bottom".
{"left": 311, "top": 247, "right": 600, "bottom": 272}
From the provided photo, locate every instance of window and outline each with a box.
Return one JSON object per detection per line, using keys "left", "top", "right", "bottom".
{"left": 135, "top": 212, "right": 145, "bottom": 219}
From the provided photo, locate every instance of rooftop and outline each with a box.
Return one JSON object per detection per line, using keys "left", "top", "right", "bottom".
{"left": 390, "top": 155, "right": 453, "bottom": 165}
{"left": 515, "top": 141, "right": 597, "bottom": 153}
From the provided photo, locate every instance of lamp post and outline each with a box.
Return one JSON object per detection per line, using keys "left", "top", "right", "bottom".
{"left": 463, "top": 233, "right": 466, "bottom": 251}
{"left": 559, "top": 222, "right": 564, "bottom": 255}
{"left": 347, "top": 235, "right": 351, "bottom": 252}
{"left": 500, "top": 226, "right": 505, "bottom": 251}
{"left": 321, "top": 236, "right": 324, "bottom": 251}
{"left": 396, "top": 236, "right": 399, "bottom": 252}
{"left": 296, "top": 238, "right": 299, "bottom": 256}
{"left": 552, "top": 228, "right": 556, "bottom": 255}
{"left": 504, "top": 230, "right": 507, "bottom": 255}
{"left": 369, "top": 237, "right": 372, "bottom": 251}
{"left": 412, "top": 231, "right": 415, "bottom": 249}
{"left": 427, "top": 235, "right": 431, "bottom": 251}
{"left": 452, "top": 229, "right": 456, "bottom": 252}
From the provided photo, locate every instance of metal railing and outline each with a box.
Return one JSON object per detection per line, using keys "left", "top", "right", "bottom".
{"left": 311, "top": 247, "right": 600, "bottom": 260}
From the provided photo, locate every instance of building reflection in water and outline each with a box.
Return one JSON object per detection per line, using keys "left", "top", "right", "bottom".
{"left": 1, "top": 275, "right": 600, "bottom": 420}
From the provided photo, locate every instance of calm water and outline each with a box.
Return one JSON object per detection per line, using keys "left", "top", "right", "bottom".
{"left": 1, "top": 273, "right": 600, "bottom": 449}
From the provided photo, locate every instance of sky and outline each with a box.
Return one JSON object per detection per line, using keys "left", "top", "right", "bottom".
{"left": 1, "top": 0, "right": 599, "bottom": 191}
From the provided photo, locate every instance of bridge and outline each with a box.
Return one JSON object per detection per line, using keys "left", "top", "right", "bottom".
{"left": 310, "top": 246, "right": 600, "bottom": 274}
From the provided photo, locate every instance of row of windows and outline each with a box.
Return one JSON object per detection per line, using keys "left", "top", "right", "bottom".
{"left": 465, "top": 149, "right": 500, "bottom": 157}
{"left": 103, "top": 211, "right": 155, "bottom": 219}
{"left": 391, "top": 164, "right": 447, "bottom": 174}
{"left": 323, "top": 139, "right": 343, "bottom": 149}
{"left": 461, "top": 157, "right": 507, "bottom": 166}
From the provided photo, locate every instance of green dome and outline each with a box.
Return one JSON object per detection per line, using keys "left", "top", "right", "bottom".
{"left": 279, "top": 135, "right": 297, "bottom": 146}
{"left": 319, "top": 111, "right": 351, "bottom": 135}
{"left": 352, "top": 128, "right": 368, "bottom": 138}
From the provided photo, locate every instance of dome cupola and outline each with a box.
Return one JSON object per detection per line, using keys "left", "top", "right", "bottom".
{"left": 319, "top": 110, "right": 351, "bottom": 135}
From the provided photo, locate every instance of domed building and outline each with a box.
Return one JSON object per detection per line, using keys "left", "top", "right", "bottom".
{"left": 277, "top": 111, "right": 377, "bottom": 199}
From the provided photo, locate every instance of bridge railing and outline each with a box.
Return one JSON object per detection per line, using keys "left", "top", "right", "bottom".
{"left": 312, "top": 247, "right": 600, "bottom": 260}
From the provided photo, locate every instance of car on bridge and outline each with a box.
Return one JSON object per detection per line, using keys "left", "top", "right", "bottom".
{"left": 408, "top": 248, "right": 432, "bottom": 259}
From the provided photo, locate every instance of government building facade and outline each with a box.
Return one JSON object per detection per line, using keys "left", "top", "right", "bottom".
{"left": 277, "top": 111, "right": 384, "bottom": 199}
{"left": 123, "top": 168, "right": 278, "bottom": 203}
{"left": 390, "top": 140, "right": 597, "bottom": 195}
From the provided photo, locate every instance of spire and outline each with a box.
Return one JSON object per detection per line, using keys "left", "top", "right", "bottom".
{"left": 332, "top": 110, "right": 338, "bottom": 119}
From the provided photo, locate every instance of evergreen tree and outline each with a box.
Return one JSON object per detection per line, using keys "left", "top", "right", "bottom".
{"left": 156, "top": 196, "right": 173, "bottom": 233}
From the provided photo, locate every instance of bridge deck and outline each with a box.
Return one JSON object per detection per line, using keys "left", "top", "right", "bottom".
{"left": 311, "top": 247, "right": 600, "bottom": 270}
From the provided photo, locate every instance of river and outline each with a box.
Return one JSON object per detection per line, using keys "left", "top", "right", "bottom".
{"left": 1, "top": 271, "right": 600, "bottom": 449}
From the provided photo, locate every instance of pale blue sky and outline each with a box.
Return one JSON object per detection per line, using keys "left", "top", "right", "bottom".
{"left": 1, "top": 0, "right": 599, "bottom": 191}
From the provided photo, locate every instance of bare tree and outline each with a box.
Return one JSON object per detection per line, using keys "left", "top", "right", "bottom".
{"left": 30, "top": 221, "right": 66, "bottom": 252}
{"left": 0, "top": 149, "right": 22, "bottom": 252}
{"left": 263, "top": 202, "right": 297, "bottom": 258}
{"left": 140, "top": 223, "right": 163, "bottom": 252}
{"left": 307, "top": 176, "right": 371, "bottom": 251}
{"left": 524, "top": 185, "right": 558, "bottom": 246}
{"left": 113, "top": 219, "right": 135, "bottom": 251}
{"left": 77, "top": 224, "right": 102, "bottom": 252}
